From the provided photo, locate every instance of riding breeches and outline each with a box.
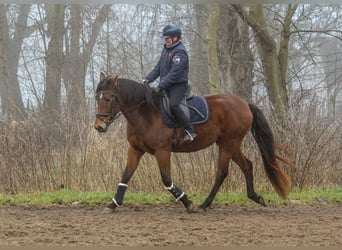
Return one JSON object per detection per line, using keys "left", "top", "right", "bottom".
{"left": 167, "top": 83, "right": 194, "bottom": 133}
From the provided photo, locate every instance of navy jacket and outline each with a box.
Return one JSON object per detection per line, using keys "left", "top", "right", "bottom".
{"left": 146, "top": 41, "right": 189, "bottom": 90}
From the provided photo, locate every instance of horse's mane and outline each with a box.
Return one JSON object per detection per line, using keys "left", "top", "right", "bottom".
{"left": 117, "top": 78, "right": 159, "bottom": 109}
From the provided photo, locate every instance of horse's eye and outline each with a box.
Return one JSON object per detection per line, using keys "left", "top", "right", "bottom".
{"left": 105, "top": 98, "right": 111, "bottom": 102}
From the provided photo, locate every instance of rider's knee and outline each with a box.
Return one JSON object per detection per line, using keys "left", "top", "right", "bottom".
{"left": 169, "top": 103, "right": 180, "bottom": 112}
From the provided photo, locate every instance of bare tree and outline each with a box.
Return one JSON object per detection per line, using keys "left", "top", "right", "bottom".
{"left": 63, "top": 4, "right": 111, "bottom": 117}
{"left": 217, "top": 5, "right": 254, "bottom": 100}
{"left": 198, "top": 4, "right": 254, "bottom": 97}
{"left": 0, "top": 5, "right": 32, "bottom": 119}
{"left": 318, "top": 39, "right": 342, "bottom": 118}
{"left": 232, "top": 4, "right": 298, "bottom": 123}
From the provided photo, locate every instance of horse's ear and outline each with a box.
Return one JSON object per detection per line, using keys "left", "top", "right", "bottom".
{"left": 100, "top": 72, "right": 106, "bottom": 81}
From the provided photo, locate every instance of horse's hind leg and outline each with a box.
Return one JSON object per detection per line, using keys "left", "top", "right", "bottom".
{"left": 232, "top": 149, "right": 266, "bottom": 206}
{"left": 199, "top": 147, "right": 231, "bottom": 210}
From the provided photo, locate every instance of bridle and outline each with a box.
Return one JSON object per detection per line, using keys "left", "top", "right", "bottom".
{"left": 95, "top": 90, "right": 122, "bottom": 125}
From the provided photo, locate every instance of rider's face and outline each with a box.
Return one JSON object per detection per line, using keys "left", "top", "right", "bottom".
{"left": 164, "top": 37, "right": 177, "bottom": 46}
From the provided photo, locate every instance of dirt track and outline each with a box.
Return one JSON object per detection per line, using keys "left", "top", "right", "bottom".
{"left": 0, "top": 203, "right": 341, "bottom": 246}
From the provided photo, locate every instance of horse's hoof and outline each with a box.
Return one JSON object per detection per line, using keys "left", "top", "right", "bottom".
{"left": 104, "top": 201, "right": 117, "bottom": 213}
{"left": 258, "top": 196, "right": 266, "bottom": 206}
{"left": 103, "top": 207, "right": 116, "bottom": 213}
{"left": 186, "top": 202, "right": 196, "bottom": 213}
{"left": 186, "top": 203, "right": 205, "bottom": 213}
{"left": 195, "top": 206, "right": 206, "bottom": 213}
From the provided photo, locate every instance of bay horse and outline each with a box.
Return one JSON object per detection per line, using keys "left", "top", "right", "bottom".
{"left": 94, "top": 72, "right": 291, "bottom": 212}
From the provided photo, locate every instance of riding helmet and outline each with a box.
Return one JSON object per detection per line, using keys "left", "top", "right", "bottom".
{"left": 161, "top": 24, "right": 182, "bottom": 38}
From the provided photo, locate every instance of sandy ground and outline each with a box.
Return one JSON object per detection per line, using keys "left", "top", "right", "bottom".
{"left": 0, "top": 203, "right": 341, "bottom": 246}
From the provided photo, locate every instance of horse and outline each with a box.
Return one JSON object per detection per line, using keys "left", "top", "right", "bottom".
{"left": 94, "top": 72, "right": 291, "bottom": 212}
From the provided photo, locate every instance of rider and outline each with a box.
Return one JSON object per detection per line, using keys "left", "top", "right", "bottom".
{"left": 143, "top": 24, "right": 196, "bottom": 142}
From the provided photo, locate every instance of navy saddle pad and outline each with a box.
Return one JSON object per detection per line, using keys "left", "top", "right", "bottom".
{"left": 161, "top": 95, "right": 209, "bottom": 128}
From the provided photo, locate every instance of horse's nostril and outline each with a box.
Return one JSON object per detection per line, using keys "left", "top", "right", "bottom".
{"left": 95, "top": 126, "right": 106, "bottom": 133}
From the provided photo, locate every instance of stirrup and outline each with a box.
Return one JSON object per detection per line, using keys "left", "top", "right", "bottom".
{"left": 183, "top": 130, "right": 197, "bottom": 142}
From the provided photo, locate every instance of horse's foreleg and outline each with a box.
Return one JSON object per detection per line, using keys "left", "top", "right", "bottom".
{"left": 232, "top": 150, "right": 265, "bottom": 206}
{"left": 199, "top": 147, "right": 230, "bottom": 210}
{"left": 155, "top": 150, "right": 194, "bottom": 212}
{"left": 107, "top": 146, "right": 144, "bottom": 211}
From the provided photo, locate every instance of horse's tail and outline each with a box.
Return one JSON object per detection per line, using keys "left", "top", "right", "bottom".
{"left": 248, "top": 103, "right": 291, "bottom": 199}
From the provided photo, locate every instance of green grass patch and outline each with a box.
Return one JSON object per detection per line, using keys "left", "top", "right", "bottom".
{"left": 0, "top": 187, "right": 341, "bottom": 207}
{"left": 0, "top": 190, "right": 111, "bottom": 206}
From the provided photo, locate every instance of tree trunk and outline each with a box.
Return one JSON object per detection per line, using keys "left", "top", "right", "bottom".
{"left": 217, "top": 5, "right": 254, "bottom": 100}
{"left": 190, "top": 4, "right": 209, "bottom": 95}
{"left": 207, "top": 4, "right": 221, "bottom": 94}
{"left": 63, "top": 5, "right": 84, "bottom": 116}
{"left": 0, "top": 5, "right": 31, "bottom": 119}
{"left": 44, "top": 4, "right": 65, "bottom": 114}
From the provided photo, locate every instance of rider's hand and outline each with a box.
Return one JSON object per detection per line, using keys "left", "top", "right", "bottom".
{"left": 148, "top": 81, "right": 160, "bottom": 92}
{"left": 142, "top": 78, "right": 149, "bottom": 84}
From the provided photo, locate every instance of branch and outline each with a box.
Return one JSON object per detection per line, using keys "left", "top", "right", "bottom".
{"left": 231, "top": 4, "right": 275, "bottom": 49}
{"left": 83, "top": 4, "right": 111, "bottom": 63}
{"left": 290, "top": 29, "right": 342, "bottom": 41}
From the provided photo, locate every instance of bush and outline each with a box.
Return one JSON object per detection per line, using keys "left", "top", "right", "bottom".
{"left": 0, "top": 104, "right": 340, "bottom": 195}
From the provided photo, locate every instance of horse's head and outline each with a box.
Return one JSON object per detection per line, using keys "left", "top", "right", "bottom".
{"left": 94, "top": 72, "right": 120, "bottom": 133}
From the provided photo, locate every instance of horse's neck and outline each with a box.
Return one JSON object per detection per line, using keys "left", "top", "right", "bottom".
{"left": 122, "top": 104, "right": 159, "bottom": 129}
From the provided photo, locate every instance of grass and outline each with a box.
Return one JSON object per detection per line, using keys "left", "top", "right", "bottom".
{"left": 0, "top": 187, "right": 341, "bottom": 207}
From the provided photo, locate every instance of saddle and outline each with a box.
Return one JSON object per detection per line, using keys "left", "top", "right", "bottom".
{"left": 160, "top": 90, "right": 209, "bottom": 128}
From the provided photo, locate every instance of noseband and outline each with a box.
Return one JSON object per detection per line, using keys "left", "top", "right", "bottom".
{"left": 96, "top": 111, "right": 122, "bottom": 125}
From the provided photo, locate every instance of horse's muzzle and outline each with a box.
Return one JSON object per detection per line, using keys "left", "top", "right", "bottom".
{"left": 94, "top": 118, "right": 108, "bottom": 133}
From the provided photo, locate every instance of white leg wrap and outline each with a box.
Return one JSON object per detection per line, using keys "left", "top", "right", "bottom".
{"left": 118, "top": 183, "right": 128, "bottom": 187}
{"left": 164, "top": 183, "right": 185, "bottom": 202}
{"left": 112, "top": 197, "right": 121, "bottom": 207}
{"left": 164, "top": 183, "right": 174, "bottom": 190}
{"left": 175, "top": 192, "right": 185, "bottom": 202}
